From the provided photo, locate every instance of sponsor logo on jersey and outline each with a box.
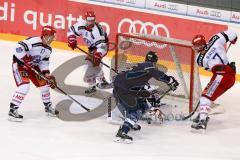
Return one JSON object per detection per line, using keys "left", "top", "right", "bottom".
{"left": 32, "top": 55, "right": 41, "bottom": 63}
{"left": 204, "top": 35, "right": 220, "bottom": 52}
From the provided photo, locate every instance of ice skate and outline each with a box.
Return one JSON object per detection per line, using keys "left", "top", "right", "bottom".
{"left": 44, "top": 102, "right": 59, "bottom": 116}
{"left": 96, "top": 79, "right": 112, "bottom": 89}
{"left": 85, "top": 86, "right": 97, "bottom": 96}
{"left": 191, "top": 114, "right": 210, "bottom": 134}
{"left": 8, "top": 108, "right": 23, "bottom": 122}
{"left": 114, "top": 127, "right": 133, "bottom": 144}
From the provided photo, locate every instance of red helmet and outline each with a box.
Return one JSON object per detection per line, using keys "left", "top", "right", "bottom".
{"left": 41, "top": 25, "right": 56, "bottom": 37}
{"left": 192, "top": 34, "right": 206, "bottom": 46}
{"left": 85, "top": 11, "right": 96, "bottom": 21}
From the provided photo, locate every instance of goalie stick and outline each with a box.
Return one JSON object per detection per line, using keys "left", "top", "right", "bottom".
{"left": 28, "top": 66, "right": 90, "bottom": 112}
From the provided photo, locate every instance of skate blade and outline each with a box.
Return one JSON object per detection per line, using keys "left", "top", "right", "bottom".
{"left": 8, "top": 117, "right": 23, "bottom": 122}
{"left": 190, "top": 128, "right": 206, "bottom": 134}
{"left": 113, "top": 137, "right": 132, "bottom": 144}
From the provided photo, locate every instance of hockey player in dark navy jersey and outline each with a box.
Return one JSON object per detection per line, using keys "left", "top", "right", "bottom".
{"left": 113, "top": 51, "right": 179, "bottom": 143}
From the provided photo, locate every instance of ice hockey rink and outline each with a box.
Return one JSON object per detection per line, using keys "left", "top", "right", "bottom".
{"left": 1, "top": 39, "right": 240, "bottom": 160}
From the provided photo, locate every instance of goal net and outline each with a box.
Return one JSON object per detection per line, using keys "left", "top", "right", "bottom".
{"left": 113, "top": 33, "right": 202, "bottom": 116}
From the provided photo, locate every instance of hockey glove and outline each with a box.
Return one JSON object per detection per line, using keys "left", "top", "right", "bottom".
{"left": 230, "top": 36, "right": 238, "bottom": 44}
{"left": 68, "top": 35, "right": 77, "bottom": 50}
{"left": 46, "top": 75, "right": 57, "bottom": 89}
{"left": 93, "top": 52, "right": 102, "bottom": 66}
{"left": 168, "top": 76, "right": 179, "bottom": 91}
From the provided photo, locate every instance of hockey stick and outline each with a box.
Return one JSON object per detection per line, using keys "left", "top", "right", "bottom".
{"left": 182, "top": 101, "right": 199, "bottom": 120}
{"left": 226, "top": 43, "right": 232, "bottom": 52}
{"left": 76, "top": 46, "right": 118, "bottom": 74}
{"left": 182, "top": 43, "right": 232, "bottom": 120}
{"left": 29, "top": 66, "right": 90, "bottom": 112}
{"left": 155, "top": 88, "right": 172, "bottom": 103}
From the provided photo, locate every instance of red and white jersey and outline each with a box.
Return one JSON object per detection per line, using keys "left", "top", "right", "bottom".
{"left": 196, "top": 30, "right": 237, "bottom": 71}
{"left": 67, "top": 18, "right": 108, "bottom": 57}
{"left": 13, "top": 36, "right": 52, "bottom": 72}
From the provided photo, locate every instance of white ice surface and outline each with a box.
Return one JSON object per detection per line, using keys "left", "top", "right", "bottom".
{"left": 0, "top": 40, "right": 240, "bottom": 160}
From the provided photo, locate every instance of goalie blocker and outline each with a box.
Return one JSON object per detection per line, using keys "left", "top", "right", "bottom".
{"left": 112, "top": 51, "right": 179, "bottom": 143}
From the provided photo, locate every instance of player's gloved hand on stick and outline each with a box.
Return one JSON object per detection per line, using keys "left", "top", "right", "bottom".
{"left": 45, "top": 75, "right": 57, "bottom": 89}
{"left": 92, "top": 52, "right": 102, "bottom": 66}
{"left": 68, "top": 35, "right": 77, "bottom": 50}
{"left": 22, "top": 55, "right": 33, "bottom": 70}
{"left": 168, "top": 76, "right": 179, "bottom": 91}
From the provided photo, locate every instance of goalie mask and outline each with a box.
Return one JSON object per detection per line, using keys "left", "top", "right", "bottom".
{"left": 145, "top": 51, "right": 158, "bottom": 63}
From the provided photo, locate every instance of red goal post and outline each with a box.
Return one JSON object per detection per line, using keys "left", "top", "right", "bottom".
{"left": 115, "top": 33, "right": 202, "bottom": 113}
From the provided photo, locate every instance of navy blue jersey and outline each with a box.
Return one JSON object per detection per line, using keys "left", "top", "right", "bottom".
{"left": 113, "top": 62, "right": 170, "bottom": 92}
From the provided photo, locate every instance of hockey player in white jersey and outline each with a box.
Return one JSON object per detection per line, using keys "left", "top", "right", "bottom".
{"left": 191, "top": 30, "right": 237, "bottom": 132}
{"left": 9, "top": 25, "right": 58, "bottom": 121}
{"left": 67, "top": 11, "right": 109, "bottom": 95}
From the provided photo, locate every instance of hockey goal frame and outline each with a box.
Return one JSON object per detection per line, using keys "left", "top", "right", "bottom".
{"left": 115, "top": 33, "right": 197, "bottom": 113}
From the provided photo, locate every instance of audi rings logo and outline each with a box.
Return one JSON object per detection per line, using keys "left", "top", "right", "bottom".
{"left": 118, "top": 18, "right": 170, "bottom": 49}
{"left": 210, "top": 11, "right": 221, "bottom": 18}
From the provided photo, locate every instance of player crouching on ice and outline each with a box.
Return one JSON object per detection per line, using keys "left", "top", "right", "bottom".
{"left": 9, "top": 25, "right": 58, "bottom": 122}
{"left": 67, "top": 11, "right": 110, "bottom": 95}
{"left": 113, "top": 51, "right": 179, "bottom": 143}
{"left": 191, "top": 30, "right": 237, "bottom": 132}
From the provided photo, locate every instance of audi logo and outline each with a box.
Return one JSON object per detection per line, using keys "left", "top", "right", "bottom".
{"left": 210, "top": 11, "right": 221, "bottom": 18}
{"left": 118, "top": 18, "right": 170, "bottom": 49}
{"left": 118, "top": 18, "right": 170, "bottom": 36}
{"left": 167, "top": 4, "right": 178, "bottom": 11}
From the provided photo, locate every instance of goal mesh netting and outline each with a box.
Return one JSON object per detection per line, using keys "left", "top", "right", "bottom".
{"left": 114, "top": 33, "right": 202, "bottom": 113}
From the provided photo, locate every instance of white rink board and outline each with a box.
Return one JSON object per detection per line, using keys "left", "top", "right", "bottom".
{"left": 1, "top": 40, "right": 240, "bottom": 160}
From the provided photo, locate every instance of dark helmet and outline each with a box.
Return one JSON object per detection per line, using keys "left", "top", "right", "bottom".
{"left": 145, "top": 51, "right": 158, "bottom": 63}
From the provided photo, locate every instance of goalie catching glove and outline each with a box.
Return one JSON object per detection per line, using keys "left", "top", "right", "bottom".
{"left": 168, "top": 76, "right": 179, "bottom": 91}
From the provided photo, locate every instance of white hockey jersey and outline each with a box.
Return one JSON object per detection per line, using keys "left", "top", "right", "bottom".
{"left": 13, "top": 36, "right": 52, "bottom": 72}
{"left": 67, "top": 18, "right": 108, "bottom": 57}
{"left": 196, "top": 30, "right": 237, "bottom": 71}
